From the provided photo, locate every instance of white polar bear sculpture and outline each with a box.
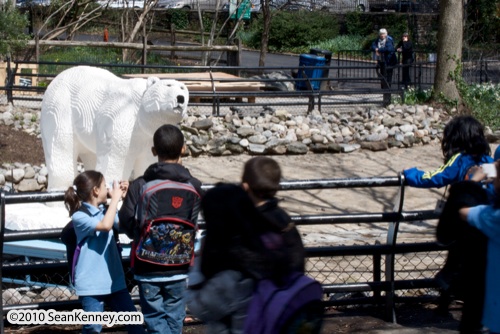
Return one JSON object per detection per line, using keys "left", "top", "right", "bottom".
{"left": 41, "top": 66, "right": 189, "bottom": 191}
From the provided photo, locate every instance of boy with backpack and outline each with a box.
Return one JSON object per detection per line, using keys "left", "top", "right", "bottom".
{"left": 119, "top": 124, "right": 202, "bottom": 334}
{"left": 241, "top": 156, "right": 305, "bottom": 276}
{"left": 241, "top": 157, "right": 323, "bottom": 334}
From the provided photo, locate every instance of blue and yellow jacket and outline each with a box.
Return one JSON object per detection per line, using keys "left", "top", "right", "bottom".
{"left": 404, "top": 152, "right": 494, "bottom": 188}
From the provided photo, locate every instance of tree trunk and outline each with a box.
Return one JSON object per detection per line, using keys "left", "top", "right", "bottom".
{"left": 258, "top": 0, "right": 271, "bottom": 67}
{"left": 433, "top": 0, "right": 463, "bottom": 103}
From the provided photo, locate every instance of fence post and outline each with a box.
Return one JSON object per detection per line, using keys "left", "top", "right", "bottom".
{"left": 484, "top": 59, "right": 489, "bottom": 83}
{"left": 170, "top": 24, "right": 176, "bottom": 60}
{"left": 373, "top": 242, "right": 382, "bottom": 301}
{"left": 226, "top": 38, "right": 241, "bottom": 76}
{"left": 35, "top": 34, "right": 40, "bottom": 63}
{"left": 6, "top": 56, "right": 13, "bottom": 104}
{"left": 385, "top": 172, "right": 405, "bottom": 323}
{"left": 0, "top": 190, "right": 6, "bottom": 334}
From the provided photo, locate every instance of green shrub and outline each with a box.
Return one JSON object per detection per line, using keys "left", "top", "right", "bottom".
{"left": 392, "top": 87, "right": 433, "bottom": 105}
{"left": 166, "top": 9, "right": 190, "bottom": 30}
{"left": 309, "top": 35, "right": 365, "bottom": 53}
{"left": 246, "top": 11, "right": 339, "bottom": 52}
{"left": 344, "top": 12, "right": 372, "bottom": 36}
{"left": 461, "top": 83, "right": 500, "bottom": 130}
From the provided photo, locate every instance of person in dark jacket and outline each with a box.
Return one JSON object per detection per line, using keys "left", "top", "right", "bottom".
{"left": 371, "top": 28, "right": 398, "bottom": 106}
{"left": 119, "top": 124, "right": 203, "bottom": 334}
{"left": 241, "top": 156, "right": 305, "bottom": 276}
{"left": 437, "top": 181, "right": 489, "bottom": 334}
{"left": 185, "top": 183, "right": 278, "bottom": 334}
{"left": 396, "top": 32, "right": 414, "bottom": 89}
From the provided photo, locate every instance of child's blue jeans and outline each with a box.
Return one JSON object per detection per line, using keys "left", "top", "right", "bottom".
{"left": 79, "top": 288, "right": 144, "bottom": 334}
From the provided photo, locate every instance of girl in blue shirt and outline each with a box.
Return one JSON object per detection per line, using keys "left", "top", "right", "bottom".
{"left": 460, "top": 161, "right": 500, "bottom": 334}
{"left": 64, "top": 171, "right": 144, "bottom": 334}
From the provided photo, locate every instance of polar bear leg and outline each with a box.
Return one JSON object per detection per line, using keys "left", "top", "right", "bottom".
{"left": 79, "top": 149, "right": 97, "bottom": 172}
{"left": 42, "top": 113, "right": 77, "bottom": 191}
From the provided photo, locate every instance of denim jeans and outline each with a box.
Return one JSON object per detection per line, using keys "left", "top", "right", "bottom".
{"left": 79, "top": 288, "right": 145, "bottom": 334}
{"left": 138, "top": 279, "right": 186, "bottom": 334}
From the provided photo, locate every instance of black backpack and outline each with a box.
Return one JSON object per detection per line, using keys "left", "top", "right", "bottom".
{"left": 133, "top": 179, "right": 201, "bottom": 267}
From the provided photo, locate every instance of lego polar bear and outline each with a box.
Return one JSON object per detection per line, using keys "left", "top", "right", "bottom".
{"left": 41, "top": 66, "right": 189, "bottom": 190}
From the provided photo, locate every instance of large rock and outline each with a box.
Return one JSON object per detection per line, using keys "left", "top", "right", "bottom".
{"left": 360, "top": 141, "right": 388, "bottom": 151}
{"left": 4, "top": 168, "right": 24, "bottom": 183}
{"left": 17, "top": 179, "right": 44, "bottom": 192}
{"left": 286, "top": 142, "right": 308, "bottom": 155}
{"left": 192, "top": 119, "right": 213, "bottom": 131}
{"left": 226, "top": 143, "right": 245, "bottom": 154}
{"left": 40, "top": 287, "right": 73, "bottom": 300}
{"left": 3, "top": 289, "right": 23, "bottom": 305}
{"left": 248, "top": 143, "right": 266, "bottom": 154}
{"left": 248, "top": 134, "right": 268, "bottom": 144}
{"left": 237, "top": 126, "right": 255, "bottom": 137}
{"left": 268, "top": 145, "right": 287, "bottom": 155}
{"left": 24, "top": 166, "right": 36, "bottom": 179}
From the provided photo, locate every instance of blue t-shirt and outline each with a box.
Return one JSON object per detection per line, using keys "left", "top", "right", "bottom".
{"left": 467, "top": 205, "right": 500, "bottom": 333}
{"left": 72, "top": 202, "right": 126, "bottom": 296}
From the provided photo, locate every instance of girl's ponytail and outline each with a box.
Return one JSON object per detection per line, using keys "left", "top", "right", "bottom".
{"left": 64, "top": 185, "right": 81, "bottom": 216}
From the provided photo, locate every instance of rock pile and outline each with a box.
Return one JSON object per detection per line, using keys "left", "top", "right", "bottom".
{"left": 1, "top": 103, "right": 500, "bottom": 192}
{"left": 182, "top": 105, "right": 450, "bottom": 157}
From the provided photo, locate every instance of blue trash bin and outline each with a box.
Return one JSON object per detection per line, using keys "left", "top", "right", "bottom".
{"left": 296, "top": 53, "right": 326, "bottom": 90}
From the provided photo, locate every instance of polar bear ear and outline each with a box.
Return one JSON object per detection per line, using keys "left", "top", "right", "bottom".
{"left": 147, "top": 76, "right": 161, "bottom": 88}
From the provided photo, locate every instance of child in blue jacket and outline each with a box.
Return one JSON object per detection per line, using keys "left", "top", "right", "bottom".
{"left": 404, "top": 115, "right": 493, "bottom": 191}
{"left": 403, "top": 115, "right": 493, "bottom": 333}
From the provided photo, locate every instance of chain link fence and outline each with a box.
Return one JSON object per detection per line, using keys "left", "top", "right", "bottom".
{"left": 1, "top": 176, "right": 447, "bottom": 315}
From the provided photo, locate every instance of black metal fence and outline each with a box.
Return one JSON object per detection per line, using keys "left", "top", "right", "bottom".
{"left": 3, "top": 50, "right": 497, "bottom": 115}
{"left": 1, "top": 174, "right": 445, "bottom": 326}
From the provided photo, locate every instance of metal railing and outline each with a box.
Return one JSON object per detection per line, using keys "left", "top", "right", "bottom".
{"left": 1, "top": 174, "right": 445, "bottom": 327}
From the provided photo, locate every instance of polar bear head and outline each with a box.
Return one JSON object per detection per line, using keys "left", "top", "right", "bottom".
{"left": 138, "top": 77, "right": 189, "bottom": 133}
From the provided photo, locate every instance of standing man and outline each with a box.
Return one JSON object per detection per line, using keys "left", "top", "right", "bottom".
{"left": 397, "top": 32, "right": 414, "bottom": 89}
{"left": 372, "top": 28, "right": 397, "bottom": 106}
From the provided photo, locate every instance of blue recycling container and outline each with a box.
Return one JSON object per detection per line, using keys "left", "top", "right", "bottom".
{"left": 295, "top": 54, "right": 326, "bottom": 90}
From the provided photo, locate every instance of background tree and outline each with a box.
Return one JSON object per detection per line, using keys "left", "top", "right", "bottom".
{"left": 432, "top": 0, "right": 463, "bottom": 104}
{"left": 0, "top": 2, "right": 30, "bottom": 60}
{"left": 37, "top": 0, "right": 103, "bottom": 41}
{"left": 258, "top": 0, "right": 271, "bottom": 67}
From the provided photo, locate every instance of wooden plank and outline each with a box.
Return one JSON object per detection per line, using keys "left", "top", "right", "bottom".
{"left": 122, "top": 72, "right": 240, "bottom": 80}
{"left": 123, "top": 72, "right": 264, "bottom": 92}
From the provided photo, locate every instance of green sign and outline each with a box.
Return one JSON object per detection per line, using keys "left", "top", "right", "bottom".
{"left": 229, "top": 0, "right": 251, "bottom": 20}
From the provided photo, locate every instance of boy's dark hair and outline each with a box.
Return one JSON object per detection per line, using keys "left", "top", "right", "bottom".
{"left": 242, "top": 157, "right": 281, "bottom": 200}
{"left": 153, "top": 124, "right": 184, "bottom": 160}
{"left": 441, "top": 115, "right": 491, "bottom": 163}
